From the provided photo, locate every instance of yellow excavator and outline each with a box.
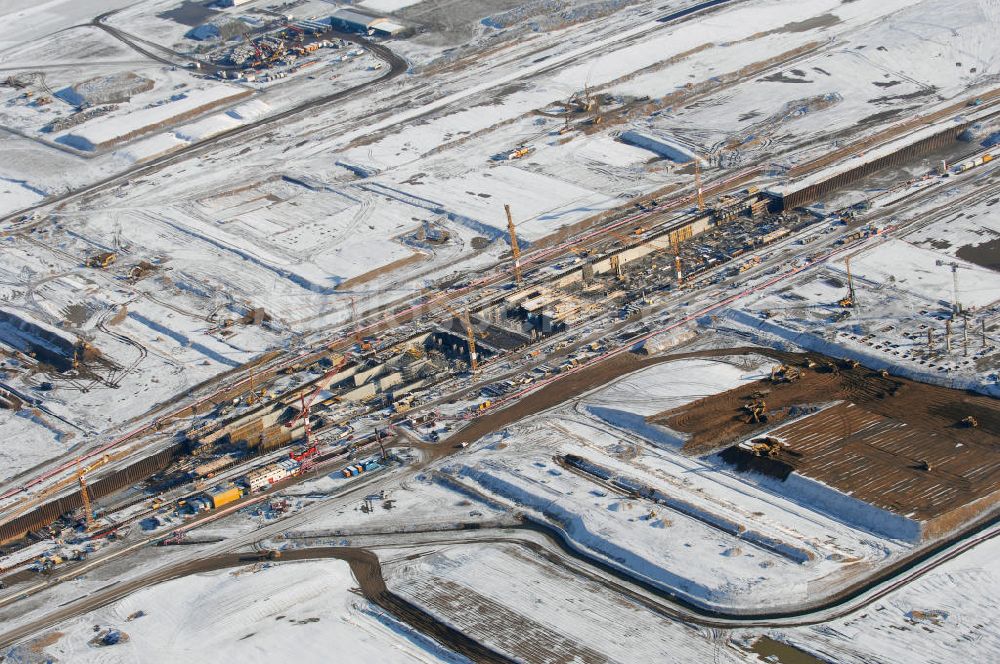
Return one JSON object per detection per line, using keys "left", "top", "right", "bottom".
{"left": 743, "top": 399, "right": 767, "bottom": 424}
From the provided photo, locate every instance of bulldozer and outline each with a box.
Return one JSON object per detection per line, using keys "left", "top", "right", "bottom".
{"left": 770, "top": 364, "right": 801, "bottom": 384}
{"left": 743, "top": 399, "right": 767, "bottom": 424}
{"left": 747, "top": 437, "right": 783, "bottom": 458}
{"left": 86, "top": 252, "right": 117, "bottom": 269}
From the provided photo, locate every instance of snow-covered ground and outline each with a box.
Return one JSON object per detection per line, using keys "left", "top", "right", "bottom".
{"left": 386, "top": 541, "right": 747, "bottom": 663}
{"left": 765, "top": 533, "right": 1000, "bottom": 663}
{"left": 437, "top": 356, "right": 910, "bottom": 612}
{"left": 18, "top": 560, "right": 462, "bottom": 663}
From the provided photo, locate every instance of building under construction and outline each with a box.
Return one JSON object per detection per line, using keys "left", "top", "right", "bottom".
{"left": 0, "top": 307, "right": 95, "bottom": 370}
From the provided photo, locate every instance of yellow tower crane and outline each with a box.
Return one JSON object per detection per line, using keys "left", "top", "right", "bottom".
{"left": 77, "top": 461, "right": 93, "bottom": 532}
{"left": 505, "top": 204, "right": 522, "bottom": 287}
{"left": 76, "top": 454, "right": 110, "bottom": 532}
{"left": 350, "top": 296, "right": 372, "bottom": 351}
{"left": 443, "top": 303, "right": 478, "bottom": 372}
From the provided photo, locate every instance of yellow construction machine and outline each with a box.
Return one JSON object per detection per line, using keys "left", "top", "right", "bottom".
{"left": 748, "top": 437, "right": 783, "bottom": 458}
{"left": 86, "top": 252, "right": 117, "bottom": 269}
{"left": 743, "top": 399, "right": 767, "bottom": 424}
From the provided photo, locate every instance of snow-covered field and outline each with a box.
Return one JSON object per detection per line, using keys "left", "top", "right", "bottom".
{"left": 0, "top": 0, "right": 998, "bottom": 657}
{"left": 767, "top": 533, "right": 1000, "bottom": 663}
{"left": 20, "top": 560, "right": 461, "bottom": 663}
{"left": 386, "top": 541, "right": 747, "bottom": 663}
{"left": 437, "top": 356, "right": 910, "bottom": 612}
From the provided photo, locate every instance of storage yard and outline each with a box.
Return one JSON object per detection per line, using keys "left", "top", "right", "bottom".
{"left": 0, "top": 0, "right": 998, "bottom": 662}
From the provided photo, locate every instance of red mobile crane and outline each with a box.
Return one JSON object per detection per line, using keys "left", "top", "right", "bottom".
{"left": 285, "top": 354, "right": 348, "bottom": 456}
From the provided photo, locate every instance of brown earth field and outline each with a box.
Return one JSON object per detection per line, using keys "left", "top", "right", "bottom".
{"left": 651, "top": 356, "right": 1000, "bottom": 526}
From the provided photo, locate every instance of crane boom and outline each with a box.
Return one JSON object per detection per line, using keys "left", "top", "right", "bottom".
{"left": 285, "top": 355, "right": 348, "bottom": 433}
{"left": 694, "top": 159, "right": 705, "bottom": 211}
{"left": 78, "top": 465, "right": 93, "bottom": 532}
{"left": 952, "top": 265, "right": 961, "bottom": 315}
{"left": 76, "top": 454, "right": 110, "bottom": 532}
{"left": 505, "top": 204, "right": 522, "bottom": 286}
{"left": 443, "top": 303, "right": 478, "bottom": 372}
{"left": 846, "top": 255, "right": 856, "bottom": 303}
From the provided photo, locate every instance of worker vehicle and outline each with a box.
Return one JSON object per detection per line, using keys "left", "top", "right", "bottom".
{"left": 747, "top": 438, "right": 783, "bottom": 458}
{"left": 85, "top": 252, "right": 117, "bottom": 269}
{"left": 743, "top": 399, "right": 767, "bottom": 424}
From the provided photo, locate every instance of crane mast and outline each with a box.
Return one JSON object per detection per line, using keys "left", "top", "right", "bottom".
{"left": 78, "top": 465, "right": 93, "bottom": 532}
{"left": 694, "top": 159, "right": 705, "bottom": 212}
{"left": 505, "top": 204, "right": 522, "bottom": 286}
{"left": 444, "top": 303, "right": 478, "bottom": 372}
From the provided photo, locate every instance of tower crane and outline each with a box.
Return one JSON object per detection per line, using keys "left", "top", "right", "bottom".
{"left": 505, "top": 204, "right": 522, "bottom": 287}
{"left": 350, "top": 297, "right": 372, "bottom": 352}
{"left": 443, "top": 303, "right": 478, "bottom": 372}
{"left": 243, "top": 32, "right": 263, "bottom": 63}
{"left": 694, "top": 159, "right": 705, "bottom": 212}
{"left": 839, "top": 255, "right": 856, "bottom": 308}
{"left": 935, "top": 259, "right": 970, "bottom": 315}
{"left": 76, "top": 454, "right": 110, "bottom": 532}
{"left": 284, "top": 354, "right": 348, "bottom": 446}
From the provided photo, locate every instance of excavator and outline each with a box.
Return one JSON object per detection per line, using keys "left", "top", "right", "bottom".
{"left": 743, "top": 398, "right": 767, "bottom": 424}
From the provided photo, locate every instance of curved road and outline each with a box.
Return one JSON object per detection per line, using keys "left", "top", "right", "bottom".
{"left": 2, "top": 512, "right": 998, "bottom": 656}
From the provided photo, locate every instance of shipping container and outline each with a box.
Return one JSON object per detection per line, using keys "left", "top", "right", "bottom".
{"left": 364, "top": 461, "right": 381, "bottom": 472}
{"left": 206, "top": 484, "right": 242, "bottom": 509}
{"left": 984, "top": 153, "right": 993, "bottom": 163}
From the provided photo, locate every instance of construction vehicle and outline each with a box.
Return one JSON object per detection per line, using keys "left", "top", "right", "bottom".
{"left": 960, "top": 416, "right": 979, "bottom": 428}
{"left": 770, "top": 364, "right": 800, "bottom": 383}
{"left": 86, "top": 252, "right": 117, "bottom": 269}
{"left": 289, "top": 444, "right": 318, "bottom": 462}
{"left": 743, "top": 399, "right": 767, "bottom": 424}
{"left": 443, "top": 303, "right": 478, "bottom": 372}
{"left": 506, "top": 146, "right": 533, "bottom": 160}
{"left": 505, "top": 204, "right": 522, "bottom": 286}
{"left": 838, "top": 255, "right": 856, "bottom": 308}
{"left": 747, "top": 437, "right": 782, "bottom": 458}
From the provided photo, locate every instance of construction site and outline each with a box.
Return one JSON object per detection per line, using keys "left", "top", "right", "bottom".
{"left": 0, "top": 0, "right": 998, "bottom": 663}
